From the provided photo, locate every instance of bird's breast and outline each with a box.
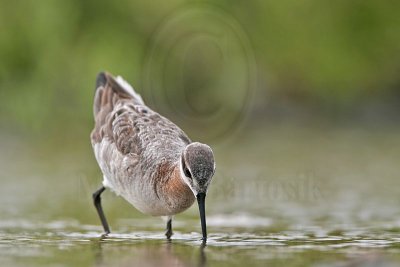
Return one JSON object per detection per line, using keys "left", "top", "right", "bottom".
{"left": 120, "top": 163, "right": 195, "bottom": 216}
{"left": 160, "top": 167, "right": 196, "bottom": 214}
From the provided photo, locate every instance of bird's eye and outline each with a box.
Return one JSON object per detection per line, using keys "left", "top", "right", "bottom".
{"left": 184, "top": 168, "right": 192, "bottom": 178}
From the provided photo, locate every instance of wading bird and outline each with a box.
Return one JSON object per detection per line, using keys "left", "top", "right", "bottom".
{"left": 90, "top": 72, "right": 215, "bottom": 242}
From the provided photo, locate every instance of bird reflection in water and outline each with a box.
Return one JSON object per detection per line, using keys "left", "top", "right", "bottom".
{"left": 92, "top": 238, "right": 207, "bottom": 267}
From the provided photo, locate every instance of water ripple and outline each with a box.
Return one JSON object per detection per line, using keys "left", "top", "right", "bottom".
{"left": 1, "top": 224, "right": 400, "bottom": 251}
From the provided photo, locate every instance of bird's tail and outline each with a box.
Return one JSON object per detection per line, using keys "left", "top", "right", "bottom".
{"left": 93, "top": 72, "right": 144, "bottom": 117}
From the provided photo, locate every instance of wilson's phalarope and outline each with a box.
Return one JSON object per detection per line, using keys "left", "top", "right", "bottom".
{"left": 90, "top": 72, "right": 215, "bottom": 242}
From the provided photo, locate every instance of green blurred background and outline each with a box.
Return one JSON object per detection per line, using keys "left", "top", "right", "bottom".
{"left": 1, "top": 2, "right": 400, "bottom": 266}
{"left": 1, "top": 0, "right": 399, "bottom": 141}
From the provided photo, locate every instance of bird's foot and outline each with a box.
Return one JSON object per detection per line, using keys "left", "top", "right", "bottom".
{"left": 100, "top": 231, "right": 110, "bottom": 240}
{"left": 165, "top": 229, "right": 173, "bottom": 240}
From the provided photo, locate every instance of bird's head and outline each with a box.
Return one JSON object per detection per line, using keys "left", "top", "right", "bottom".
{"left": 180, "top": 142, "right": 215, "bottom": 195}
{"left": 179, "top": 142, "right": 215, "bottom": 242}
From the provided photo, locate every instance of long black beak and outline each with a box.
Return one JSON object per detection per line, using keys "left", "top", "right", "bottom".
{"left": 196, "top": 193, "right": 207, "bottom": 242}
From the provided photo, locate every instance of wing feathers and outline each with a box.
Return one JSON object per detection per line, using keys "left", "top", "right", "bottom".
{"left": 93, "top": 72, "right": 144, "bottom": 117}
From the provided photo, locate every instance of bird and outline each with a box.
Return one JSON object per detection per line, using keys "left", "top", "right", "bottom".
{"left": 90, "top": 72, "right": 215, "bottom": 242}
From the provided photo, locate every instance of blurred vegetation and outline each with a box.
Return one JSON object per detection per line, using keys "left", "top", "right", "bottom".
{"left": 0, "top": 0, "right": 399, "bottom": 140}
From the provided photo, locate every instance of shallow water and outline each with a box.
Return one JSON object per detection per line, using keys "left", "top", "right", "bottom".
{"left": 2, "top": 217, "right": 400, "bottom": 266}
{"left": 1, "top": 124, "right": 400, "bottom": 266}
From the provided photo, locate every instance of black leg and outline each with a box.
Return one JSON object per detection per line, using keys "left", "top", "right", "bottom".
{"left": 93, "top": 186, "right": 110, "bottom": 234}
{"left": 165, "top": 217, "right": 173, "bottom": 239}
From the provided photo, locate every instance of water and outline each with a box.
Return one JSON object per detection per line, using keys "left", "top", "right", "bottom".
{"left": 2, "top": 218, "right": 400, "bottom": 266}
{"left": 1, "top": 124, "right": 400, "bottom": 266}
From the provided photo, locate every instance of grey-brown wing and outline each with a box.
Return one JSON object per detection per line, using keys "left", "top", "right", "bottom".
{"left": 91, "top": 72, "right": 142, "bottom": 146}
{"left": 91, "top": 72, "right": 190, "bottom": 160}
{"left": 112, "top": 102, "right": 191, "bottom": 159}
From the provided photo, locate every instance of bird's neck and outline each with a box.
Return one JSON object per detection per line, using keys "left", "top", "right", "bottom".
{"left": 160, "top": 164, "right": 195, "bottom": 213}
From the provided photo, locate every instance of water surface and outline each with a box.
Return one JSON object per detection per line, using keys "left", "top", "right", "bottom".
{"left": 1, "top": 125, "right": 400, "bottom": 266}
